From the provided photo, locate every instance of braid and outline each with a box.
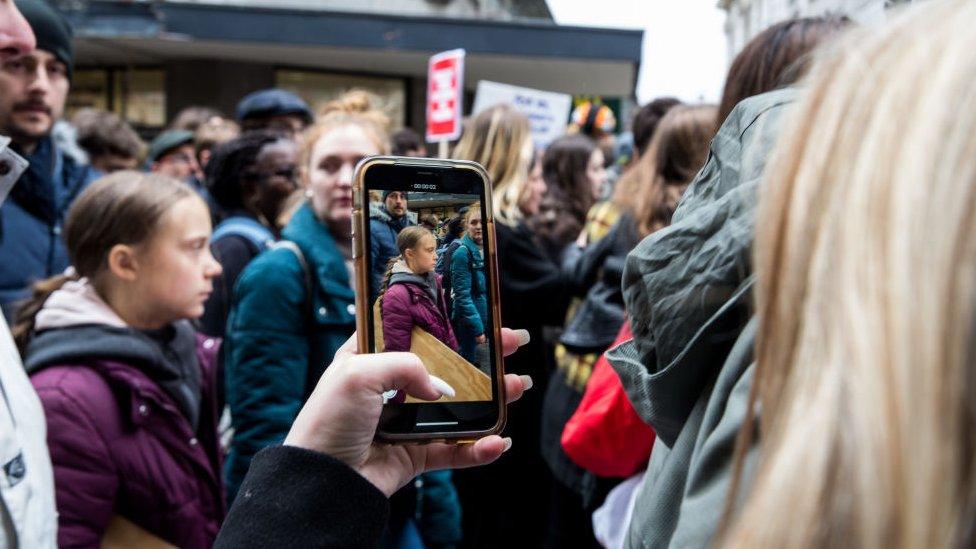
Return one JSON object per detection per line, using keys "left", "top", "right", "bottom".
{"left": 376, "top": 255, "right": 401, "bottom": 312}
{"left": 12, "top": 272, "right": 79, "bottom": 355}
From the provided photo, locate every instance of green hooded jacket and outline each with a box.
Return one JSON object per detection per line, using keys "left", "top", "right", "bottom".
{"left": 606, "top": 89, "right": 796, "bottom": 548}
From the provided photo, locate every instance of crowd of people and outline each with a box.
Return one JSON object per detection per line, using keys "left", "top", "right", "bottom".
{"left": 1, "top": 0, "right": 975, "bottom": 547}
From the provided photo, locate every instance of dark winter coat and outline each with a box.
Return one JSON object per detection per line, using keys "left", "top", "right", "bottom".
{"left": 381, "top": 266, "right": 458, "bottom": 352}
{"left": 0, "top": 137, "right": 97, "bottom": 319}
{"left": 607, "top": 89, "right": 794, "bottom": 548}
{"left": 369, "top": 203, "right": 414, "bottom": 298}
{"left": 200, "top": 212, "right": 276, "bottom": 338}
{"left": 450, "top": 234, "right": 487, "bottom": 336}
{"left": 26, "top": 322, "right": 224, "bottom": 548}
{"left": 452, "top": 220, "right": 573, "bottom": 549}
{"left": 559, "top": 214, "right": 641, "bottom": 352}
{"left": 223, "top": 202, "right": 356, "bottom": 503}
{"left": 215, "top": 446, "right": 389, "bottom": 549}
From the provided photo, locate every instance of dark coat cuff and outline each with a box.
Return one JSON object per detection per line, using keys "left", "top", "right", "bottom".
{"left": 215, "top": 445, "right": 390, "bottom": 548}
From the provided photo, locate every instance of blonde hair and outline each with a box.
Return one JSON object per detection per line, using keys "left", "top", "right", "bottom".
{"left": 723, "top": 1, "right": 976, "bottom": 547}
{"left": 453, "top": 105, "right": 531, "bottom": 227}
{"left": 299, "top": 89, "right": 391, "bottom": 174}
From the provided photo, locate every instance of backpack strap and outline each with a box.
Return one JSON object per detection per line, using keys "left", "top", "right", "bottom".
{"left": 212, "top": 216, "right": 275, "bottom": 251}
{"left": 271, "top": 240, "right": 313, "bottom": 320}
{"left": 271, "top": 240, "right": 319, "bottom": 399}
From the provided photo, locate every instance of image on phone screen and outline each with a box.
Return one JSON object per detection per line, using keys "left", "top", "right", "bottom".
{"left": 367, "top": 189, "right": 494, "bottom": 404}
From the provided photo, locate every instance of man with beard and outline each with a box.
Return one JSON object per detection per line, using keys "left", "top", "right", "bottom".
{"left": 0, "top": 0, "right": 97, "bottom": 320}
{"left": 369, "top": 190, "right": 415, "bottom": 300}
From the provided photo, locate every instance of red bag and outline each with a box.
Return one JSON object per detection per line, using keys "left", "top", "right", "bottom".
{"left": 560, "top": 319, "right": 656, "bottom": 478}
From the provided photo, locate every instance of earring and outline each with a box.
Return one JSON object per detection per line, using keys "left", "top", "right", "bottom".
{"left": 305, "top": 188, "right": 314, "bottom": 198}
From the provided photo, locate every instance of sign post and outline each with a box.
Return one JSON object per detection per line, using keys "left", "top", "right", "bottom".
{"left": 426, "top": 49, "right": 465, "bottom": 158}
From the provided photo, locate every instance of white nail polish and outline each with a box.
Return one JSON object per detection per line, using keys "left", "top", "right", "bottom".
{"left": 515, "top": 329, "right": 531, "bottom": 347}
{"left": 429, "top": 375, "right": 456, "bottom": 398}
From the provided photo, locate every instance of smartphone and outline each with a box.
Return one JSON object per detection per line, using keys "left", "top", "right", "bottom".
{"left": 352, "top": 156, "right": 506, "bottom": 442}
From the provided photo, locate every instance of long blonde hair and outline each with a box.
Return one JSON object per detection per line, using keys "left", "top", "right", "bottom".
{"left": 453, "top": 105, "right": 531, "bottom": 227}
{"left": 724, "top": 1, "right": 976, "bottom": 547}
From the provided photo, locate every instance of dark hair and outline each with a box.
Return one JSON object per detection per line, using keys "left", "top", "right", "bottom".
{"left": 443, "top": 215, "right": 465, "bottom": 245}
{"left": 205, "top": 131, "right": 284, "bottom": 214}
{"left": 632, "top": 97, "right": 682, "bottom": 158}
{"left": 13, "top": 172, "right": 196, "bottom": 351}
{"left": 532, "top": 134, "right": 598, "bottom": 252}
{"left": 631, "top": 105, "right": 716, "bottom": 238}
{"left": 72, "top": 108, "right": 144, "bottom": 161}
{"left": 391, "top": 128, "right": 425, "bottom": 156}
{"left": 717, "top": 16, "right": 850, "bottom": 125}
{"left": 419, "top": 213, "right": 439, "bottom": 230}
{"left": 170, "top": 106, "right": 224, "bottom": 133}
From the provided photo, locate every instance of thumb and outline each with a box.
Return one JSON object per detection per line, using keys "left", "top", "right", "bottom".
{"left": 349, "top": 352, "right": 456, "bottom": 402}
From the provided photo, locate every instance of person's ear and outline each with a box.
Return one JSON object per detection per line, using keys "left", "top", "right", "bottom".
{"left": 106, "top": 244, "right": 141, "bottom": 282}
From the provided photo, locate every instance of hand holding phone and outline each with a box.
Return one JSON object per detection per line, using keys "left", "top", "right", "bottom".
{"left": 352, "top": 156, "right": 507, "bottom": 441}
{"left": 284, "top": 330, "right": 532, "bottom": 496}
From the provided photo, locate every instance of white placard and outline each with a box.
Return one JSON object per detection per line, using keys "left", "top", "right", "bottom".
{"left": 472, "top": 80, "right": 573, "bottom": 147}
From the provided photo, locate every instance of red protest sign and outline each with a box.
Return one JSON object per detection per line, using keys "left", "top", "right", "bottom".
{"left": 426, "top": 49, "right": 465, "bottom": 142}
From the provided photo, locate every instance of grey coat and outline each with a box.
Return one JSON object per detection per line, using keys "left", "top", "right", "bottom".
{"left": 606, "top": 89, "right": 796, "bottom": 548}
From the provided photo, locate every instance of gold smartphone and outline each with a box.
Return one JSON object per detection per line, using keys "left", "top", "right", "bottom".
{"left": 352, "top": 156, "right": 506, "bottom": 442}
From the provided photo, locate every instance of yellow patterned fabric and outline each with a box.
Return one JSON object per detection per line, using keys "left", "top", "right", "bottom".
{"left": 555, "top": 201, "right": 621, "bottom": 390}
{"left": 583, "top": 201, "right": 620, "bottom": 245}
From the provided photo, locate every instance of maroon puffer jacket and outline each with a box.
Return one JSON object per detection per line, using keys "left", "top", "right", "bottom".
{"left": 381, "top": 274, "right": 459, "bottom": 353}
{"left": 29, "top": 333, "right": 224, "bottom": 548}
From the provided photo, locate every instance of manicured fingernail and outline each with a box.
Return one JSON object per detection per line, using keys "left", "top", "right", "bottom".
{"left": 515, "top": 329, "right": 530, "bottom": 347}
{"left": 519, "top": 375, "right": 533, "bottom": 391}
{"left": 502, "top": 437, "right": 513, "bottom": 452}
{"left": 429, "top": 375, "right": 456, "bottom": 398}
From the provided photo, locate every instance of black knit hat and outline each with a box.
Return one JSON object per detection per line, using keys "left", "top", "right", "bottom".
{"left": 18, "top": 0, "right": 74, "bottom": 79}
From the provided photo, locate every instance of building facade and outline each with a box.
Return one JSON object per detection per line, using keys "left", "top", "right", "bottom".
{"left": 719, "top": 0, "right": 917, "bottom": 58}
{"left": 52, "top": 0, "right": 642, "bottom": 140}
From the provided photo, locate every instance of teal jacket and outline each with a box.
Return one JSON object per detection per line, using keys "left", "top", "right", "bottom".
{"left": 450, "top": 234, "right": 487, "bottom": 335}
{"left": 223, "top": 203, "right": 355, "bottom": 503}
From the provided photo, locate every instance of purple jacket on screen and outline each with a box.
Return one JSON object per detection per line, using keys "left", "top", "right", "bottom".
{"left": 381, "top": 262, "right": 459, "bottom": 353}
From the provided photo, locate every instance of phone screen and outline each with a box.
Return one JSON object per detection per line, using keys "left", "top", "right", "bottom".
{"left": 357, "top": 159, "right": 503, "bottom": 438}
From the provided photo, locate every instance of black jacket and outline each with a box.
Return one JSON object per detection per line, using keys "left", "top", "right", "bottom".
{"left": 453, "top": 220, "right": 573, "bottom": 548}
{"left": 559, "top": 214, "right": 640, "bottom": 352}
{"left": 214, "top": 446, "right": 389, "bottom": 548}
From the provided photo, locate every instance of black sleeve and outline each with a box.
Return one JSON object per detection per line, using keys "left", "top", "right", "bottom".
{"left": 497, "top": 223, "right": 573, "bottom": 327}
{"left": 215, "top": 445, "right": 390, "bottom": 549}
{"left": 200, "top": 236, "right": 257, "bottom": 337}
{"left": 560, "top": 221, "right": 620, "bottom": 293}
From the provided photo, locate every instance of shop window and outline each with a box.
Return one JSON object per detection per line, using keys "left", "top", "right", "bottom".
{"left": 66, "top": 69, "right": 110, "bottom": 116}
{"left": 66, "top": 68, "right": 165, "bottom": 129}
{"left": 275, "top": 70, "right": 407, "bottom": 128}
{"left": 115, "top": 69, "right": 166, "bottom": 128}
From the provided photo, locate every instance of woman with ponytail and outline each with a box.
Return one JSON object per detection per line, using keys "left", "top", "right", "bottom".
{"left": 18, "top": 171, "right": 225, "bottom": 548}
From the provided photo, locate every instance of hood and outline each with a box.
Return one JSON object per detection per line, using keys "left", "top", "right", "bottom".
{"left": 389, "top": 259, "right": 438, "bottom": 300}
{"left": 34, "top": 277, "right": 126, "bottom": 331}
{"left": 606, "top": 89, "right": 794, "bottom": 446}
{"left": 25, "top": 278, "right": 203, "bottom": 428}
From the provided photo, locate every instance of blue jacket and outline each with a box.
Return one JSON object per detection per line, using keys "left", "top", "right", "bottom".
{"left": 223, "top": 202, "right": 356, "bottom": 502}
{"left": 450, "top": 234, "right": 487, "bottom": 336}
{"left": 368, "top": 203, "right": 413, "bottom": 298}
{"left": 0, "top": 137, "right": 97, "bottom": 319}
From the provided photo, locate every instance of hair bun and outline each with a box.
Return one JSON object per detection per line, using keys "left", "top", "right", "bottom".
{"left": 317, "top": 89, "right": 391, "bottom": 131}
